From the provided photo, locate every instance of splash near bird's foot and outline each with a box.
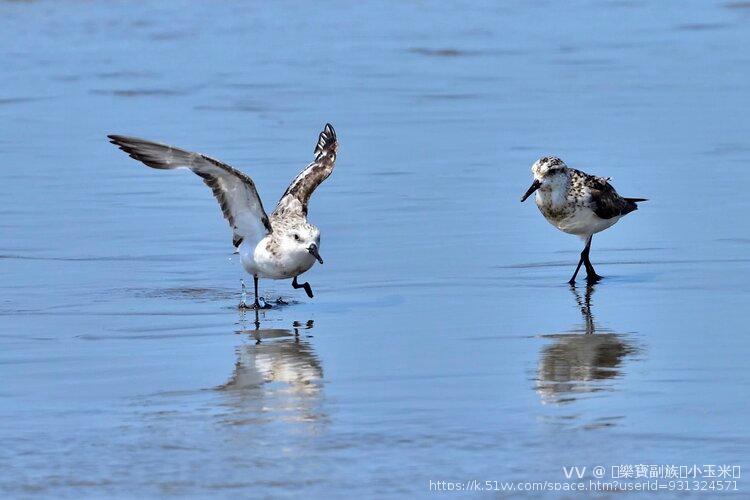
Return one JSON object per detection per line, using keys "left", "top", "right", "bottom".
{"left": 238, "top": 297, "right": 271, "bottom": 310}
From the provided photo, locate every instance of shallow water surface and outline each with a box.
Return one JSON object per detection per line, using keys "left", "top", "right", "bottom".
{"left": 1, "top": 1, "right": 749, "bottom": 498}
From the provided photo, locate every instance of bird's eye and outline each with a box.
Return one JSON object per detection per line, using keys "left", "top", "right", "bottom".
{"left": 293, "top": 234, "right": 300, "bottom": 241}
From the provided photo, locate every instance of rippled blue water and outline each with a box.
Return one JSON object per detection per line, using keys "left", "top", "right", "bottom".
{"left": 1, "top": 1, "right": 749, "bottom": 497}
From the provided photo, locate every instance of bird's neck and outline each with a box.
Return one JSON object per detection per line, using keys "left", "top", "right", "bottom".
{"left": 538, "top": 174, "right": 570, "bottom": 206}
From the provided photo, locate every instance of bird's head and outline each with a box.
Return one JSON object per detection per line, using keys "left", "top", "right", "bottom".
{"left": 282, "top": 222, "right": 322, "bottom": 264}
{"left": 521, "top": 156, "right": 570, "bottom": 202}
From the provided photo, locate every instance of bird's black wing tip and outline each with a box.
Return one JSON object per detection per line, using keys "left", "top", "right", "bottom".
{"left": 314, "top": 123, "right": 338, "bottom": 157}
{"left": 107, "top": 134, "right": 132, "bottom": 148}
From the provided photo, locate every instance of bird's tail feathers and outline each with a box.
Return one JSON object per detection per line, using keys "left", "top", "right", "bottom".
{"left": 622, "top": 197, "right": 647, "bottom": 215}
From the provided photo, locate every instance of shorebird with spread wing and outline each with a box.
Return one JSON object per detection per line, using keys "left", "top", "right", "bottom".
{"left": 108, "top": 124, "right": 338, "bottom": 308}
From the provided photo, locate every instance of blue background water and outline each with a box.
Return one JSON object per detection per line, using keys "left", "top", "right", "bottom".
{"left": 1, "top": 1, "right": 749, "bottom": 497}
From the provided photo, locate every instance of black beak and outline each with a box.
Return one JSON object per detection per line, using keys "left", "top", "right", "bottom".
{"left": 521, "top": 179, "right": 541, "bottom": 202}
{"left": 308, "top": 243, "right": 323, "bottom": 264}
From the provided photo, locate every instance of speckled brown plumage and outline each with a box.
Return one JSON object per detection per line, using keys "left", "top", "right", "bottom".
{"left": 274, "top": 124, "right": 338, "bottom": 218}
{"left": 568, "top": 168, "right": 640, "bottom": 220}
{"left": 523, "top": 155, "right": 647, "bottom": 283}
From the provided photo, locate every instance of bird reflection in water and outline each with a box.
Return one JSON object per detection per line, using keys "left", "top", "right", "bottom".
{"left": 217, "top": 312, "right": 325, "bottom": 425}
{"left": 536, "top": 283, "right": 638, "bottom": 404}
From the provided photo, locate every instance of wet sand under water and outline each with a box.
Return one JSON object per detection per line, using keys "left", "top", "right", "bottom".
{"left": 1, "top": 1, "right": 749, "bottom": 497}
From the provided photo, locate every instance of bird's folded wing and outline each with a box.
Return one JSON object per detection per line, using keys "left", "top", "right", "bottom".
{"left": 273, "top": 123, "right": 338, "bottom": 218}
{"left": 584, "top": 176, "right": 631, "bottom": 219}
{"left": 108, "top": 135, "right": 271, "bottom": 247}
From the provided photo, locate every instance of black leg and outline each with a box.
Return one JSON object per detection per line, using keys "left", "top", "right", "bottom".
{"left": 569, "top": 235, "right": 599, "bottom": 285}
{"left": 292, "top": 276, "right": 314, "bottom": 298}
{"left": 569, "top": 252, "right": 586, "bottom": 285}
{"left": 568, "top": 235, "right": 590, "bottom": 284}
{"left": 253, "top": 275, "right": 260, "bottom": 309}
{"left": 582, "top": 235, "right": 602, "bottom": 283}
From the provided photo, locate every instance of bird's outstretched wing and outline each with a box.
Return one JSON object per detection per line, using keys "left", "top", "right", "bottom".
{"left": 108, "top": 135, "right": 271, "bottom": 248}
{"left": 273, "top": 123, "right": 338, "bottom": 218}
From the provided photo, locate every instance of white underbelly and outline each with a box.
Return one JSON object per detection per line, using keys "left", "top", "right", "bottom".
{"left": 549, "top": 208, "right": 620, "bottom": 237}
{"left": 239, "top": 238, "right": 315, "bottom": 279}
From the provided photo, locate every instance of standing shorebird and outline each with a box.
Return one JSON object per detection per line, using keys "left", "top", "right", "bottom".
{"left": 520, "top": 156, "right": 646, "bottom": 284}
{"left": 108, "top": 124, "right": 338, "bottom": 308}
